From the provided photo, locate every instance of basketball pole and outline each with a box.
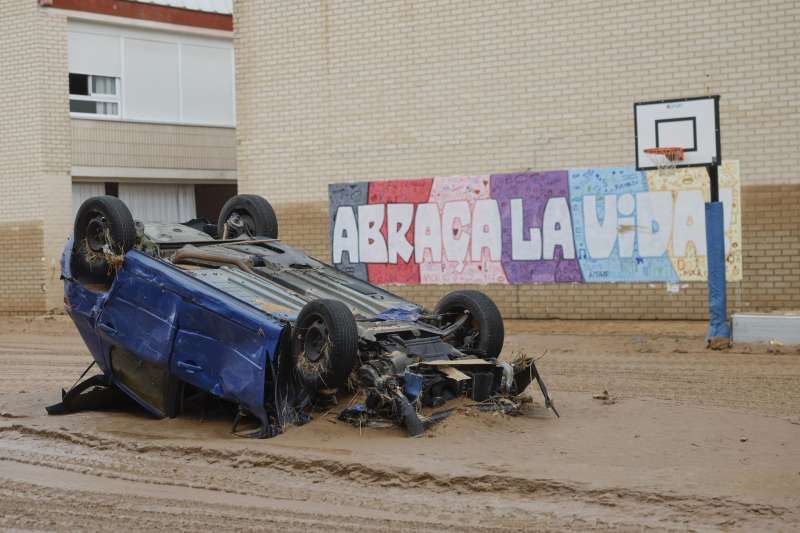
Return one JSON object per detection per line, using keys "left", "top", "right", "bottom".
{"left": 705, "top": 163, "right": 731, "bottom": 340}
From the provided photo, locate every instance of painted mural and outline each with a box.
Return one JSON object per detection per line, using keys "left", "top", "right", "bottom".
{"left": 328, "top": 162, "right": 742, "bottom": 284}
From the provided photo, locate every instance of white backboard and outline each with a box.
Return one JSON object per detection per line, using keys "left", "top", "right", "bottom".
{"left": 634, "top": 96, "right": 720, "bottom": 170}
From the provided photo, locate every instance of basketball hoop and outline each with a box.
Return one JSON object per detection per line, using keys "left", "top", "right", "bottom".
{"left": 643, "top": 146, "right": 684, "bottom": 174}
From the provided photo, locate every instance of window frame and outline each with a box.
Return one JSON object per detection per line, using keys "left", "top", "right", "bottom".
{"left": 69, "top": 73, "right": 122, "bottom": 119}
{"left": 68, "top": 22, "right": 236, "bottom": 127}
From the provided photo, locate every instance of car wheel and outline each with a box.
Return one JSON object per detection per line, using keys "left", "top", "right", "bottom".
{"left": 72, "top": 196, "right": 136, "bottom": 282}
{"left": 434, "top": 290, "right": 504, "bottom": 359}
{"left": 217, "top": 194, "right": 278, "bottom": 239}
{"left": 291, "top": 299, "right": 358, "bottom": 391}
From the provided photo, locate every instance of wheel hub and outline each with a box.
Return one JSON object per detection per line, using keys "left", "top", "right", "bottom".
{"left": 302, "top": 320, "right": 328, "bottom": 362}
{"left": 225, "top": 212, "right": 255, "bottom": 238}
{"left": 445, "top": 312, "right": 479, "bottom": 350}
{"left": 86, "top": 215, "right": 108, "bottom": 252}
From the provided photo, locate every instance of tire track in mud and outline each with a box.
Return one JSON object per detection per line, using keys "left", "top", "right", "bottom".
{"left": 0, "top": 443, "right": 588, "bottom": 532}
{"left": 0, "top": 480, "right": 493, "bottom": 533}
{"left": 0, "top": 426, "right": 564, "bottom": 532}
{"left": 0, "top": 423, "right": 789, "bottom": 531}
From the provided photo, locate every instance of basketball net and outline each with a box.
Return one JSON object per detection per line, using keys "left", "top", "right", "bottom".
{"left": 644, "top": 147, "right": 684, "bottom": 176}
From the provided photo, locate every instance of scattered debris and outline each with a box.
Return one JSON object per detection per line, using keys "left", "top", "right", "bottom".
{"left": 351, "top": 352, "right": 558, "bottom": 436}
{"left": 468, "top": 397, "right": 528, "bottom": 416}
{"left": 707, "top": 337, "right": 732, "bottom": 350}
{"left": 767, "top": 339, "right": 784, "bottom": 353}
{"left": 593, "top": 390, "right": 617, "bottom": 405}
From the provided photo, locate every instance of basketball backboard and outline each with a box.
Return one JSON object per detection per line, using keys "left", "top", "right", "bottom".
{"left": 634, "top": 95, "right": 720, "bottom": 171}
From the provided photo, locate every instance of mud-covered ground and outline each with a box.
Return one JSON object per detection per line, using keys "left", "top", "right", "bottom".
{"left": 1, "top": 316, "right": 799, "bottom": 532}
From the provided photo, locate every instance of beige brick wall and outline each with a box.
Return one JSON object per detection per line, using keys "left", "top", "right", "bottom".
{"left": 72, "top": 119, "right": 236, "bottom": 170}
{"left": 0, "top": 3, "right": 72, "bottom": 314}
{"left": 235, "top": 0, "right": 799, "bottom": 203}
{"left": 233, "top": 0, "right": 800, "bottom": 320}
{"left": 0, "top": 222, "right": 48, "bottom": 314}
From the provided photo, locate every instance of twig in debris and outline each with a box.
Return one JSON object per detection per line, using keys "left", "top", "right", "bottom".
{"left": 344, "top": 390, "right": 365, "bottom": 410}
{"left": 465, "top": 396, "right": 526, "bottom": 415}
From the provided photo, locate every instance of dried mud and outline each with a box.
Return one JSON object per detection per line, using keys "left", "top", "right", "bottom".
{"left": 1, "top": 316, "right": 799, "bottom": 531}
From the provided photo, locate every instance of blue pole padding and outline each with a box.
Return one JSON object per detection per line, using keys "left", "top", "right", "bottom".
{"left": 705, "top": 201, "right": 731, "bottom": 339}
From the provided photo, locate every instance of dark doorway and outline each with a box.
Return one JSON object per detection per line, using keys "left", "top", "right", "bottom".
{"left": 195, "top": 184, "right": 237, "bottom": 222}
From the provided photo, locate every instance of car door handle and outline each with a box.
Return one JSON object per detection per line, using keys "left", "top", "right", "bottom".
{"left": 98, "top": 322, "right": 117, "bottom": 334}
{"left": 177, "top": 361, "right": 203, "bottom": 373}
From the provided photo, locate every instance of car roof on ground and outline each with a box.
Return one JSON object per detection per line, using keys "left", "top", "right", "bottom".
{"left": 144, "top": 223, "right": 216, "bottom": 244}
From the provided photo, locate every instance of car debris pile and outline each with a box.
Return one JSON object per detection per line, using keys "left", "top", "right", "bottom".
{"left": 336, "top": 352, "right": 558, "bottom": 436}
{"left": 50, "top": 194, "right": 558, "bottom": 438}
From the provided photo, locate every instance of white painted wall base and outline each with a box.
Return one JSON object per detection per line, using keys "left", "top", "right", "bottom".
{"left": 732, "top": 313, "right": 800, "bottom": 345}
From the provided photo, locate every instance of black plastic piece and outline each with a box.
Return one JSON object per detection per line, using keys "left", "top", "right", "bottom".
{"left": 46, "top": 374, "right": 113, "bottom": 415}
{"left": 471, "top": 372, "right": 494, "bottom": 402}
{"left": 394, "top": 395, "right": 424, "bottom": 437}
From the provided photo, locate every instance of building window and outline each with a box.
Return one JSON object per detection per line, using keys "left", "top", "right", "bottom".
{"left": 69, "top": 73, "right": 120, "bottom": 117}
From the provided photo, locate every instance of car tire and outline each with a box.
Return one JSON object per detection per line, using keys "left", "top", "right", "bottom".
{"left": 217, "top": 194, "right": 278, "bottom": 239}
{"left": 434, "top": 290, "right": 504, "bottom": 359}
{"left": 72, "top": 196, "right": 136, "bottom": 282}
{"left": 291, "top": 299, "right": 358, "bottom": 391}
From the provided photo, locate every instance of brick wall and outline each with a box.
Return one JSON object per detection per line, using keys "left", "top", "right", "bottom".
{"left": 72, "top": 119, "right": 237, "bottom": 171}
{"left": 0, "top": 222, "right": 48, "bottom": 314}
{"left": 234, "top": 0, "right": 800, "bottom": 319}
{"left": 0, "top": 3, "right": 71, "bottom": 314}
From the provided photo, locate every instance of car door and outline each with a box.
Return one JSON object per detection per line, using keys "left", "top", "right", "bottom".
{"left": 96, "top": 250, "right": 284, "bottom": 425}
{"left": 95, "top": 253, "right": 180, "bottom": 417}
{"left": 169, "top": 286, "right": 284, "bottom": 427}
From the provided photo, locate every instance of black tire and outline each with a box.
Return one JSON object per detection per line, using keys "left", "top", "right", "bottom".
{"left": 217, "top": 194, "right": 278, "bottom": 239}
{"left": 291, "top": 299, "right": 358, "bottom": 391}
{"left": 72, "top": 196, "right": 136, "bottom": 282}
{"left": 434, "top": 290, "right": 504, "bottom": 359}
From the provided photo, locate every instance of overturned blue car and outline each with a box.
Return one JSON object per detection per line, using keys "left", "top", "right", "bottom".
{"left": 50, "top": 194, "right": 556, "bottom": 437}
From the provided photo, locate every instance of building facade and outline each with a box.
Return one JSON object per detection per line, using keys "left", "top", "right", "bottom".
{"left": 233, "top": 0, "right": 800, "bottom": 319}
{"left": 0, "top": 0, "right": 237, "bottom": 313}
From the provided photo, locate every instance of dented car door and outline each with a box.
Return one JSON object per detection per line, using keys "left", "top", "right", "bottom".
{"left": 95, "top": 252, "right": 180, "bottom": 417}
{"left": 97, "top": 251, "right": 286, "bottom": 422}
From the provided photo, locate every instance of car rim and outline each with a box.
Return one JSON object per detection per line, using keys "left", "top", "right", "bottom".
{"left": 225, "top": 211, "right": 255, "bottom": 238}
{"left": 239, "top": 213, "right": 256, "bottom": 236}
{"left": 86, "top": 213, "right": 109, "bottom": 252}
{"left": 302, "top": 318, "right": 328, "bottom": 363}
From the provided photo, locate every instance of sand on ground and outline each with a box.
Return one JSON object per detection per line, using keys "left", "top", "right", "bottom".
{"left": 1, "top": 315, "right": 799, "bottom": 532}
